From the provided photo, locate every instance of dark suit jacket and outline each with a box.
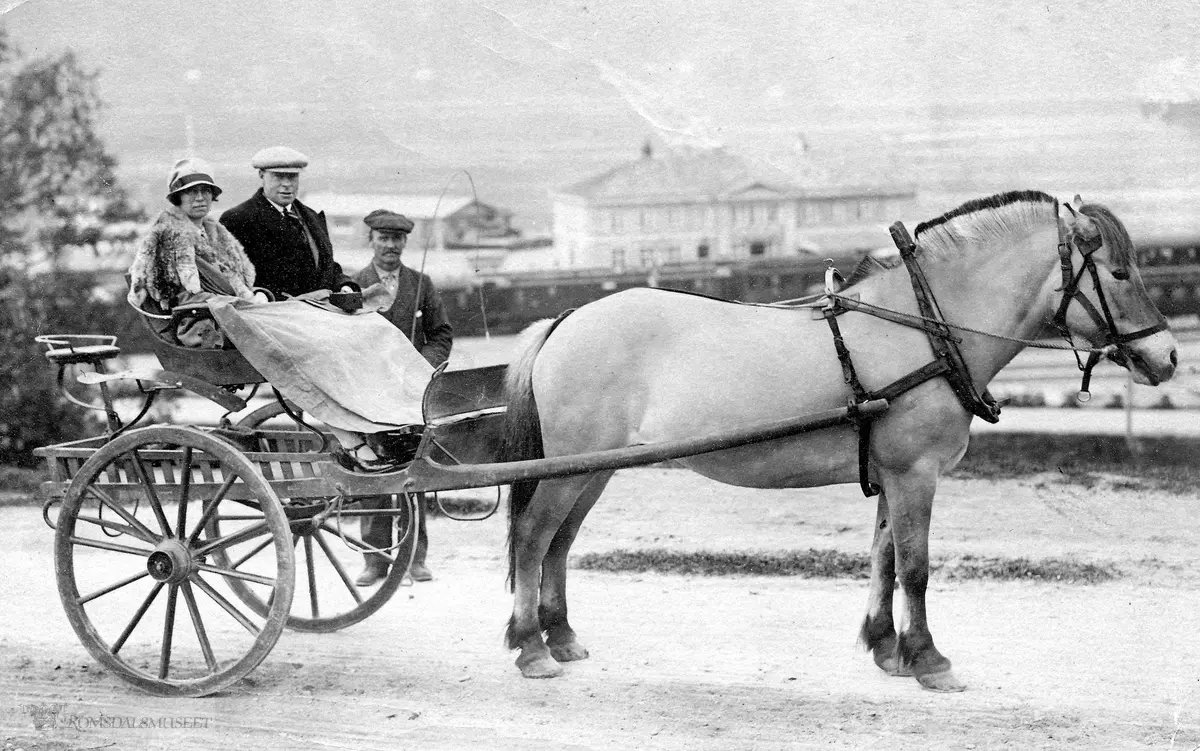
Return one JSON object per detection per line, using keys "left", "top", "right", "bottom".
{"left": 356, "top": 263, "right": 453, "bottom": 367}
{"left": 219, "top": 189, "right": 357, "bottom": 299}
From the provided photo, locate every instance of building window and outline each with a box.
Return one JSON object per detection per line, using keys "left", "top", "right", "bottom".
{"left": 749, "top": 241, "right": 767, "bottom": 256}
{"left": 612, "top": 248, "right": 625, "bottom": 269}
{"left": 639, "top": 247, "right": 658, "bottom": 268}
{"left": 666, "top": 246, "right": 681, "bottom": 264}
{"left": 697, "top": 241, "right": 710, "bottom": 259}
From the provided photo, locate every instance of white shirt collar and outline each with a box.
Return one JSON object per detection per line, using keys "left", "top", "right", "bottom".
{"left": 373, "top": 263, "right": 399, "bottom": 280}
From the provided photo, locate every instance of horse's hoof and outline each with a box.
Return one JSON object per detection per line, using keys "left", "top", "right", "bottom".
{"left": 549, "top": 641, "right": 589, "bottom": 663}
{"left": 916, "top": 669, "right": 966, "bottom": 693}
{"left": 517, "top": 654, "right": 564, "bottom": 679}
{"left": 874, "top": 653, "right": 913, "bottom": 677}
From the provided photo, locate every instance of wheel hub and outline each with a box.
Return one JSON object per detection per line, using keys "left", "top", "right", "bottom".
{"left": 147, "top": 539, "right": 195, "bottom": 584}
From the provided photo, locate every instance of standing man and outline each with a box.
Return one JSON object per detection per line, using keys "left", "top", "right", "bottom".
{"left": 354, "top": 209, "right": 453, "bottom": 586}
{"left": 219, "top": 146, "right": 358, "bottom": 299}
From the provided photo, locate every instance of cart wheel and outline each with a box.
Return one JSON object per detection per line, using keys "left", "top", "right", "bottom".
{"left": 203, "top": 492, "right": 418, "bottom": 632}
{"left": 236, "top": 399, "right": 302, "bottom": 430}
{"left": 54, "top": 425, "right": 295, "bottom": 697}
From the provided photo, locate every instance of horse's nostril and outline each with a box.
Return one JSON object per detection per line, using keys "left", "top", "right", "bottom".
{"left": 1171, "top": 349, "right": 1179, "bottom": 367}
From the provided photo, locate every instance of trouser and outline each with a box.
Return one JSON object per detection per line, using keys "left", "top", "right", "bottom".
{"left": 359, "top": 494, "right": 428, "bottom": 569}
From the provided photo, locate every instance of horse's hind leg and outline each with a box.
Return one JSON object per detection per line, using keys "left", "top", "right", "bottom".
{"left": 506, "top": 473, "right": 596, "bottom": 679}
{"left": 539, "top": 470, "right": 613, "bottom": 663}
{"left": 859, "top": 491, "right": 911, "bottom": 676}
{"left": 883, "top": 465, "right": 965, "bottom": 692}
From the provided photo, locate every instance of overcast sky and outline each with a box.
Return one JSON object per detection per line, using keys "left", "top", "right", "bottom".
{"left": 3, "top": 0, "right": 1199, "bottom": 230}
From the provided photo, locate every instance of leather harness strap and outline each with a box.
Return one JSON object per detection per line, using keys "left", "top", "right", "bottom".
{"left": 820, "top": 222, "right": 1000, "bottom": 497}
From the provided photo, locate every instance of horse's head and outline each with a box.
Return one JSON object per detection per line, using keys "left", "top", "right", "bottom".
{"left": 1052, "top": 196, "right": 1177, "bottom": 386}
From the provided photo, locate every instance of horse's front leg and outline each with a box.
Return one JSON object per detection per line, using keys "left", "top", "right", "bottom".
{"left": 882, "top": 464, "right": 965, "bottom": 692}
{"left": 859, "top": 491, "right": 911, "bottom": 676}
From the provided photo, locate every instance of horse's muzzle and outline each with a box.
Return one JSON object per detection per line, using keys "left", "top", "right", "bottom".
{"left": 1108, "top": 342, "right": 1178, "bottom": 386}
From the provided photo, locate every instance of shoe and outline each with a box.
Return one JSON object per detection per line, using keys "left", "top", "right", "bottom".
{"left": 355, "top": 564, "right": 388, "bottom": 587}
{"left": 409, "top": 563, "right": 433, "bottom": 582}
{"left": 333, "top": 443, "right": 401, "bottom": 474}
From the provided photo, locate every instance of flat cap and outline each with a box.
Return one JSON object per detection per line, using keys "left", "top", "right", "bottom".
{"left": 250, "top": 146, "right": 309, "bottom": 172}
{"left": 363, "top": 209, "right": 414, "bottom": 233}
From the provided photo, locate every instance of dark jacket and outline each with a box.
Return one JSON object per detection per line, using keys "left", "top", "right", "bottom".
{"left": 219, "top": 189, "right": 357, "bottom": 299}
{"left": 356, "top": 263, "right": 453, "bottom": 367}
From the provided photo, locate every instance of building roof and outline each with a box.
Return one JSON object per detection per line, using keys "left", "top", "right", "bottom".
{"left": 301, "top": 192, "right": 477, "bottom": 220}
{"left": 556, "top": 146, "right": 804, "bottom": 204}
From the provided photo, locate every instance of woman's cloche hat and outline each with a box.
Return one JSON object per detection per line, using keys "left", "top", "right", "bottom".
{"left": 166, "top": 157, "right": 222, "bottom": 199}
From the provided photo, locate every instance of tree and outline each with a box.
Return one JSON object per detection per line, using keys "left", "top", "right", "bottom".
{"left": 0, "top": 30, "right": 144, "bottom": 466}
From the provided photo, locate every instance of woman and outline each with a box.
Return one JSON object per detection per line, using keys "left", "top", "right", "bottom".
{"left": 127, "top": 158, "right": 268, "bottom": 347}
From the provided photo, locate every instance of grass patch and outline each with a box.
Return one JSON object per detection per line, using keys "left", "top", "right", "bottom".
{"left": 573, "top": 549, "right": 872, "bottom": 578}
{"left": 934, "top": 555, "right": 1119, "bottom": 584}
{"left": 572, "top": 548, "right": 1120, "bottom": 584}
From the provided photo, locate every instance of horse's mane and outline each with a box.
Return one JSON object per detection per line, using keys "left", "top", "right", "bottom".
{"left": 846, "top": 190, "right": 1058, "bottom": 287}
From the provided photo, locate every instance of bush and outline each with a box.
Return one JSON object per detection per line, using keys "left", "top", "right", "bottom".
{"left": 1, "top": 268, "right": 108, "bottom": 466}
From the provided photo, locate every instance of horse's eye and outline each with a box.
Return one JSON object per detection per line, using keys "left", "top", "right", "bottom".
{"left": 1111, "top": 268, "right": 1130, "bottom": 281}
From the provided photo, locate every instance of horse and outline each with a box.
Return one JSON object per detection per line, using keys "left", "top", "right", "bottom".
{"left": 499, "top": 191, "right": 1178, "bottom": 692}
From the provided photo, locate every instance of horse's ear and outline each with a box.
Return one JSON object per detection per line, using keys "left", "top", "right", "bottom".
{"left": 1071, "top": 194, "right": 1083, "bottom": 210}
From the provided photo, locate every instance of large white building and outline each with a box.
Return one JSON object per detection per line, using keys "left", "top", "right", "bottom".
{"left": 551, "top": 145, "right": 916, "bottom": 270}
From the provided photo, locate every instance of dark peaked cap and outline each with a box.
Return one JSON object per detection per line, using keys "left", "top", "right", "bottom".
{"left": 363, "top": 209, "right": 414, "bottom": 233}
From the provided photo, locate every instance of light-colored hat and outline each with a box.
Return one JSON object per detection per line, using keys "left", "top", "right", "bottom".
{"left": 166, "top": 158, "right": 221, "bottom": 199}
{"left": 363, "top": 209, "right": 415, "bottom": 233}
{"left": 251, "top": 146, "right": 309, "bottom": 173}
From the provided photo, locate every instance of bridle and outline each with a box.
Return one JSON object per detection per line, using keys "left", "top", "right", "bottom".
{"left": 1050, "top": 205, "right": 1169, "bottom": 399}
{"left": 811, "top": 206, "right": 1170, "bottom": 497}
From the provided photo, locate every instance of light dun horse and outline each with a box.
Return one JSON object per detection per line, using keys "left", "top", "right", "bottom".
{"left": 500, "top": 191, "right": 1177, "bottom": 692}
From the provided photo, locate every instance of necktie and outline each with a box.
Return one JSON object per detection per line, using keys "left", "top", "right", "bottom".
{"left": 283, "top": 206, "right": 320, "bottom": 266}
{"left": 382, "top": 272, "right": 398, "bottom": 294}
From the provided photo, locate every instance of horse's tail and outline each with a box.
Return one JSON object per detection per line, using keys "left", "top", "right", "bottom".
{"left": 502, "top": 310, "right": 572, "bottom": 592}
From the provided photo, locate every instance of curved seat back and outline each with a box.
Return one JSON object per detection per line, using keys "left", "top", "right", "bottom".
{"left": 421, "top": 363, "right": 508, "bottom": 423}
{"left": 128, "top": 276, "right": 265, "bottom": 387}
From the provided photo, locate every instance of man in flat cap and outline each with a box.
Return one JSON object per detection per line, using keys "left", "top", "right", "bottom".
{"left": 354, "top": 208, "right": 453, "bottom": 586}
{"left": 219, "top": 146, "right": 358, "bottom": 299}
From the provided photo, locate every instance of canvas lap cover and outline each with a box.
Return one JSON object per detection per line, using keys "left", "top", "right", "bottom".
{"left": 209, "top": 297, "right": 433, "bottom": 433}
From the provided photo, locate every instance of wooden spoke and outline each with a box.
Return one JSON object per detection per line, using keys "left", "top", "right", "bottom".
{"left": 84, "top": 486, "right": 160, "bottom": 543}
{"left": 179, "top": 581, "right": 217, "bottom": 672}
{"left": 126, "top": 450, "right": 173, "bottom": 537}
{"left": 112, "top": 581, "right": 165, "bottom": 655}
{"left": 316, "top": 523, "right": 395, "bottom": 566}
{"left": 312, "top": 528, "right": 364, "bottom": 604}
{"left": 77, "top": 570, "right": 151, "bottom": 605}
{"left": 74, "top": 513, "right": 156, "bottom": 543}
{"left": 228, "top": 537, "right": 274, "bottom": 571}
{"left": 303, "top": 535, "right": 319, "bottom": 618}
{"left": 69, "top": 535, "right": 153, "bottom": 558}
{"left": 194, "top": 562, "right": 276, "bottom": 587}
{"left": 159, "top": 584, "right": 178, "bottom": 679}
{"left": 185, "top": 474, "right": 238, "bottom": 545}
{"left": 176, "top": 446, "right": 193, "bottom": 537}
{"left": 190, "top": 574, "right": 261, "bottom": 636}
{"left": 194, "top": 520, "right": 270, "bottom": 557}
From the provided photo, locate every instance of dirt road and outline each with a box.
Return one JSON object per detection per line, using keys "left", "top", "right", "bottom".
{"left": 3, "top": 469, "right": 1199, "bottom": 750}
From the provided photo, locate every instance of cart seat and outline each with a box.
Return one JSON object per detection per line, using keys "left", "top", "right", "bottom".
{"left": 131, "top": 293, "right": 265, "bottom": 388}
{"left": 36, "top": 335, "right": 121, "bottom": 367}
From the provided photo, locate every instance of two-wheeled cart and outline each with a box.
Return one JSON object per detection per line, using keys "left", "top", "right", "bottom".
{"left": 34, "top": 328, "right": 886, "bottom": 697}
